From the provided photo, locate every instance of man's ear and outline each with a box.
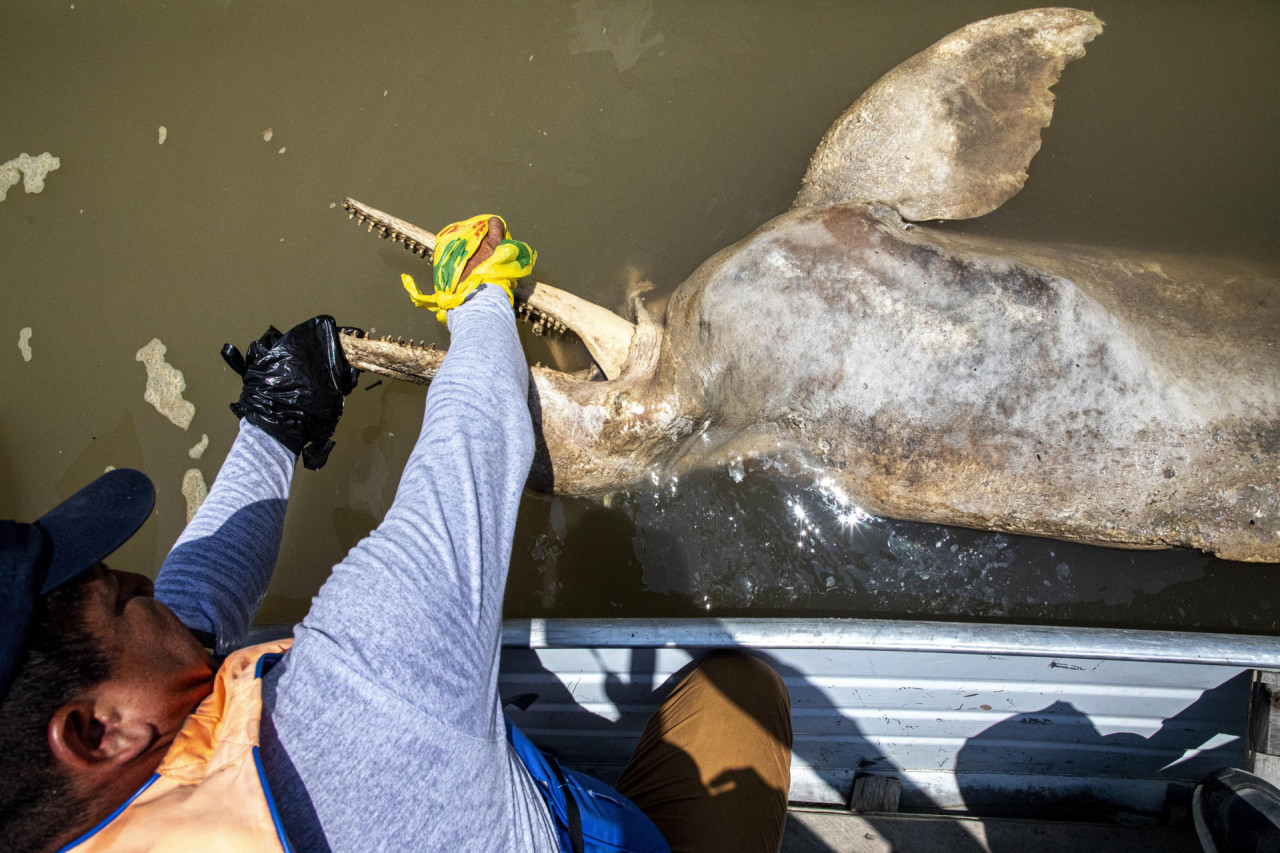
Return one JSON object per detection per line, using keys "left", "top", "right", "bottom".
{"left": 48, "top": 693, "right": 152, "bottom": 773}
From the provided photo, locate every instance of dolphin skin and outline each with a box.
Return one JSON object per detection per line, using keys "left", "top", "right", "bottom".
{"left": 341, "top": 8, "right": 1279, "bottom": 562}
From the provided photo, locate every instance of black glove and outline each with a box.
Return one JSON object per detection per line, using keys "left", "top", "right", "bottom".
{"left": 221, "top": 315, "right": 361, "bottom": 470}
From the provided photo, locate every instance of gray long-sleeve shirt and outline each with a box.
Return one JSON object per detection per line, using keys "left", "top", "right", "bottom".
{"left": 155, "top": 286, "right": 559, "bottom": 852}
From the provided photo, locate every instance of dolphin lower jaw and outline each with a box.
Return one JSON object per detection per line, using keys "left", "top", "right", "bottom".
{"left": 340, "top": 331, "right": 443, "bottom": 385}
{"left": 341, "top": 307, "right": 685, "bottom": 496}
{"left": 343, "top": 326, "right": 690, "bottom": 497}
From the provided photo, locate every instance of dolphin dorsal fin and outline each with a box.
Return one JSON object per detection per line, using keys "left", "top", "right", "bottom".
{"left": 795, "top": 8, "right": 1102, "bottom": 220}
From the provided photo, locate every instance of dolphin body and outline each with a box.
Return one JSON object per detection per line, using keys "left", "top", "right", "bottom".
{"left": 342, "top": 8, "right": 1279, "bottom": 562}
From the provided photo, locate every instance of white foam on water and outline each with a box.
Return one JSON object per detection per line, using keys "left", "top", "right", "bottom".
{"left": 1, "top": 152, "right": 60, "bottom": 201}
{"left": 136, "top": 338, "right": 195, "bottom": 429}
{"left": 182, "top": 468, "right": 207, "bottom": 522}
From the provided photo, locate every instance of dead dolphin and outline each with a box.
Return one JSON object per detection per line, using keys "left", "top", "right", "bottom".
{"left": 341, "top": 8, "right": 1279, "bottom": 562}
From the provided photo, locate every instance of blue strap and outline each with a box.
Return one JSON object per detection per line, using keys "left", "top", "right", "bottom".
{"left": 505, "top": 720, "right": 671, "bottom": 853}
{"left": 546, "top": 757, "right": 586, "bottom": 853}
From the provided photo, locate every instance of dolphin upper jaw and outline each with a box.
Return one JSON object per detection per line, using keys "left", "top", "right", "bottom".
{"left": 341, "top": 197, "right": 641, "bottom": 381}
{"left": 333, "top": 204, "right": 689, "bottom": 495}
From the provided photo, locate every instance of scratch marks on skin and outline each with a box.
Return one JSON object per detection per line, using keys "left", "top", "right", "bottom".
{"left": 18, "top": 327, "right": 32, "bottom": 361}
{"left": 1, "top": 152, "right": 60, "bottom": 202}
{"left": 136, "top": 339, "right": 195, "bottom": 429}
{"left": 618, "top": 399, "right": 651, "bottom": 437}
{"left": 809, "top": 211, "right": 1201, "bottom": 437}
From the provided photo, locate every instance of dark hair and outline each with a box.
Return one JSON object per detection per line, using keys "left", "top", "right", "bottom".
{"left": 0, "top": 572, "right": 110, "bottom": 852}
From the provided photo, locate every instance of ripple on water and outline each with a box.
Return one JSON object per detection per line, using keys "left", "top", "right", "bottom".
{"left": 609, "top": 456, "right": 1211, "bottom": 620}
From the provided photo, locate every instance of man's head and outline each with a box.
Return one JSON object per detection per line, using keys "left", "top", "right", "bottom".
{"left": 0, "top": 470, "right": 215, "bottom": 851}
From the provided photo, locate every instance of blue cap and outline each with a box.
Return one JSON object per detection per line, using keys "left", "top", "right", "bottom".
{"left": 0, "top": 468, "right": 155, "bottom": 703}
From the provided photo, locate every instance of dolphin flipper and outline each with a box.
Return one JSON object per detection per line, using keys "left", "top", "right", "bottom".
{"left": 795, "top": 8, "right": 1102, "bottom": 220}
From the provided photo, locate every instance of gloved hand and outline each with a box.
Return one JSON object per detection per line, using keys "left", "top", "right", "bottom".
{"left": 401, "top": 214, "right": 536, "bottom": 323}
{"left": 220, "top": 315, "right": 361, "bottom": 470}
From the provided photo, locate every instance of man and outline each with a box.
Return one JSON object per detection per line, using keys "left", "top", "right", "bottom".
{"left": 0, "top": 216, "right": 793, "bottom": 852}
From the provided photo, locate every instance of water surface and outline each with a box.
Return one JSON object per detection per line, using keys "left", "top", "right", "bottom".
{"left": 2, "top": 1, "right": 1277, "bottom": 631}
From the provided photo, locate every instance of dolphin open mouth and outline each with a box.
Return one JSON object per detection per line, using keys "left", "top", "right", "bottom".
{"left": 338, "top": 198, "right": 638, "bottom": 384}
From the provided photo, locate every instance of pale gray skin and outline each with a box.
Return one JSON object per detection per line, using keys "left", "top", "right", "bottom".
{"left": 529, "top": 203, "right": 1279, "bottom": 562}
{"left": 345, "top": 8, "right": 1279, "bottom": 561}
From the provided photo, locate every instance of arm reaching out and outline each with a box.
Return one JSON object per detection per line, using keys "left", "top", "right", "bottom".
{"left": 289, "top": 283, "right": 534, "bottom": 736}
{"left": 258, "top": 218, "right": 558, "bottom": 852}
{"left": 154, "top": 420, "right": 295, "bottom": 653}
{"left": 156, "top": 315, "right": 361, "bottom": 652}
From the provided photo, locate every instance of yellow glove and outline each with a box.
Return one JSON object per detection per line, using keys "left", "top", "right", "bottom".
{"left": 401, "top": 214, "right": 536, "bottom": 323}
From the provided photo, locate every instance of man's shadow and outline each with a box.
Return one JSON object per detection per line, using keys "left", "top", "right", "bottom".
{"left": 953, "top": 678, "right": 1250, "bottom": 852}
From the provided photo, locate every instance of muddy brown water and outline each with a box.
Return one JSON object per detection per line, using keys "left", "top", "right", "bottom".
{"left": 2, "top": 1, "right": 1277, "bottom": 632}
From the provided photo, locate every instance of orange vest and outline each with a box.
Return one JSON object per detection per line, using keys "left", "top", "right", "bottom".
{"left": 62, "top": 640, "right": 294, "bottom": 853}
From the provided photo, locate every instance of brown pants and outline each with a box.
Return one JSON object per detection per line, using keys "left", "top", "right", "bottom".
{"left": 615, "top": 651, "right": 793, "bottom": 853}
